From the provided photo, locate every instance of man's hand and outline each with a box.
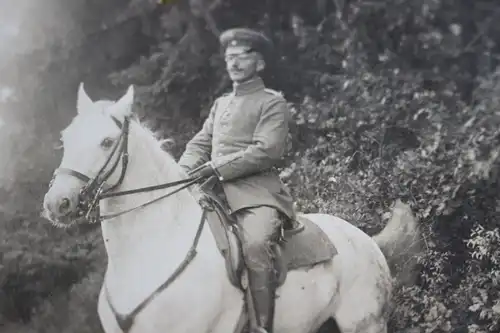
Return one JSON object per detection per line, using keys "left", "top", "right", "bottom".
{"left": 188, "top": 162, "right": 216, "bottom": 179}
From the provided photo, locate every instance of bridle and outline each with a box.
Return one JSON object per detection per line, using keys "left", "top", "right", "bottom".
{"left": 49, "top": 114, "right": 213, "bottom": 333}
{"left": 49, "top": 115, "right": 200, "bottom": 223}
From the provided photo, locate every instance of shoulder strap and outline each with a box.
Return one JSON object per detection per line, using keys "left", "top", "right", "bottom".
{"left": 264, "top": 88, "right": 284, "bottom": 97}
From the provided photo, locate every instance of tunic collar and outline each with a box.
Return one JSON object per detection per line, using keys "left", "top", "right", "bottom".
{"left": 232, "top": 76, "right": 265, "bottom": 96}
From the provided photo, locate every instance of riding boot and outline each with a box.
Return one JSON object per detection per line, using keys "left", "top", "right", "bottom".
{"left": 247, "top": 267, "right": 277, "bottom": 333}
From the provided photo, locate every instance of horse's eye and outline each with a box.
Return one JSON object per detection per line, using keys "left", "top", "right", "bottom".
{"left": 100, "top": 137, "right": 115, "bottom": 149}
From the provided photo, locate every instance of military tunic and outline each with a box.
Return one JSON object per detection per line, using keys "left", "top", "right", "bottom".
{"left": 178, "top": 77, "right": 295, "bottom": 219}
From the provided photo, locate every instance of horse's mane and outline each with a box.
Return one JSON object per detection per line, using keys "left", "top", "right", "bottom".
{"left": 123, "top": 110, "right": 197, "bottom": 211}
{"left": 92, "top": 100, "right": 174, "bottom": 153}
{"left": 132, "top": 116, "right": 173, "bottom": 151}
{"left": 130, "top": 116, "right": 176, "bottom": 159}
{"left": 82, "top": 99, "right": 182, "bottom": 176}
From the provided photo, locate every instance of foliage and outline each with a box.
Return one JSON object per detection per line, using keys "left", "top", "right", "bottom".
{"left": 2, "top": 0, "right": 500, "bottom": 332}
{"left": 281, "top": 63, "right": 500, "bottom": 332}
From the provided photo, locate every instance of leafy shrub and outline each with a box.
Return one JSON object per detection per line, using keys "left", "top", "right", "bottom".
{"left": 27, "top": 270, "right": 105, "bottom": 333}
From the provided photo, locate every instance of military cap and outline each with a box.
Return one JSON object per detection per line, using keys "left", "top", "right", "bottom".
{"left": 219, "top": 28, "right": 273, "bottom": 58}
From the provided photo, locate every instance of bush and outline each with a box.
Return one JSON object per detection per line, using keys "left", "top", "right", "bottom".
{"left": 281, "top": 62, "right": 500, "bottom": 332}
{"left": 27, "top": 270, "right": 105, "bottom": 333}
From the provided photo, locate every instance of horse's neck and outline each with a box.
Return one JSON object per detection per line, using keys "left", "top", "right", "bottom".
{"left": 100, "top": 126, "right": 210, "bottom": 277}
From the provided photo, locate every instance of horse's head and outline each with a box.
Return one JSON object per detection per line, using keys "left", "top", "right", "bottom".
{"left": 43, "top": 83, "right": 135, "bottom": 227}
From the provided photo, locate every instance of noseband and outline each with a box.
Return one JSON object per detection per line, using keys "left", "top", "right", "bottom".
{"left": 49, "top": 115, "right": 201, "bottom": 223}
{"left": 49, "top": 115, "right": 216, "bottom": 332}
{"left": 50, "top": 116, "right": 130, "bottom": 222}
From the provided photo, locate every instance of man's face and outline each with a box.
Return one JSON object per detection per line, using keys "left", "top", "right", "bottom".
{"left": 224, "top": 44, "right": 264, "bottom": 83}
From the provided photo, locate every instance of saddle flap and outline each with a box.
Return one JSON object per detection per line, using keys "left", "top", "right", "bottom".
{"left": 281, "top": 215, "right": 337, "bottom": 270}
{"left": 201, "top": 188, "right": 244, "bottom": 288}
{"left": 198, "top": 181, "right": 338, "bottom": 289}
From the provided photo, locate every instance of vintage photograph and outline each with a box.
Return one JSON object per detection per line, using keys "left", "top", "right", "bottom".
{"left": 0, "top": 0, "right": 499, "bottom": 332}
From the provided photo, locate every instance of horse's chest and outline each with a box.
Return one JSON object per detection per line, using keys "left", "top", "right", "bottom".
{"left": 100, "top": 257, "right": 224, "bottom": 333}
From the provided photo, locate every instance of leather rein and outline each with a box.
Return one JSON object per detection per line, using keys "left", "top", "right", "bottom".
{"left": 50, "top": 115, "right": 211, "bottom": 332}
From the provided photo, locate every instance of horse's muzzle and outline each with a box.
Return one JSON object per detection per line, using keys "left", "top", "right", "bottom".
{"left": 43, "top": 190, "right": 80, "bottom": 222}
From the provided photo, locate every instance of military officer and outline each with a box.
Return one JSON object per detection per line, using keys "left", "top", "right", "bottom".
{"left": 178, "top": 27, "right": 295, "bottom": 333}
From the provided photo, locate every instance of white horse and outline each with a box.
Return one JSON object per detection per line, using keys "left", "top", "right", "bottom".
{"left": 42, "top": 84, "right": 420, "bottom": 333}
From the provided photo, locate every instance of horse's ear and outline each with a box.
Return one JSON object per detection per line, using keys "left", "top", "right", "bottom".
{"left": 109, "top": 85, "right": 134, "bottom": 119}
{"left": 77, "top": 82, "right": 93, "bottom": 114}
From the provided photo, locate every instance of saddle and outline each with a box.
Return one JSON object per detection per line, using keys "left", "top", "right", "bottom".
{"left": 198, "top": 181, "right": 338, "bottom": 291}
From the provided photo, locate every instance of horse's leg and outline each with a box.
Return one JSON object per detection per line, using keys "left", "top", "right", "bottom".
{"left": 333, "top": 294, "right": 389, "bottom": 333}
{"left": 333, "top": 279, "right": 389, "bottom": 333}
{"left": 334, "top": 314, "right": 387, "bottom": 333}
{"left": 315, "top": 317, "right": 342, "bottom": 333}
{"left": 308, "top": 214, "right": 392, "bottom": 333}
{"left": 349, "top": 319, "right": 387, "bottom": 333}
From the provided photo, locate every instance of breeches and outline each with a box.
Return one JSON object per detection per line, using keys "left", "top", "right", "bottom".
{"left": 233, "top": 206, "right": 282, "bottom": 273}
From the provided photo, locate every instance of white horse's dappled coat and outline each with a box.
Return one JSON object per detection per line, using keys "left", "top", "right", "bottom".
{"left": 42, "top": 84, "right": 421, "bottom": 333}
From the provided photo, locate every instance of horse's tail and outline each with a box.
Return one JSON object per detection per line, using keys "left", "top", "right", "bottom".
{"left": 372, "top": 199, "right": 423, "bottom": 287}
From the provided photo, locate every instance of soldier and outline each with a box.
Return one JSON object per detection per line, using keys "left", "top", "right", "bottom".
{"left": 178, "top": 27, "right": 295, "bottom": 333}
